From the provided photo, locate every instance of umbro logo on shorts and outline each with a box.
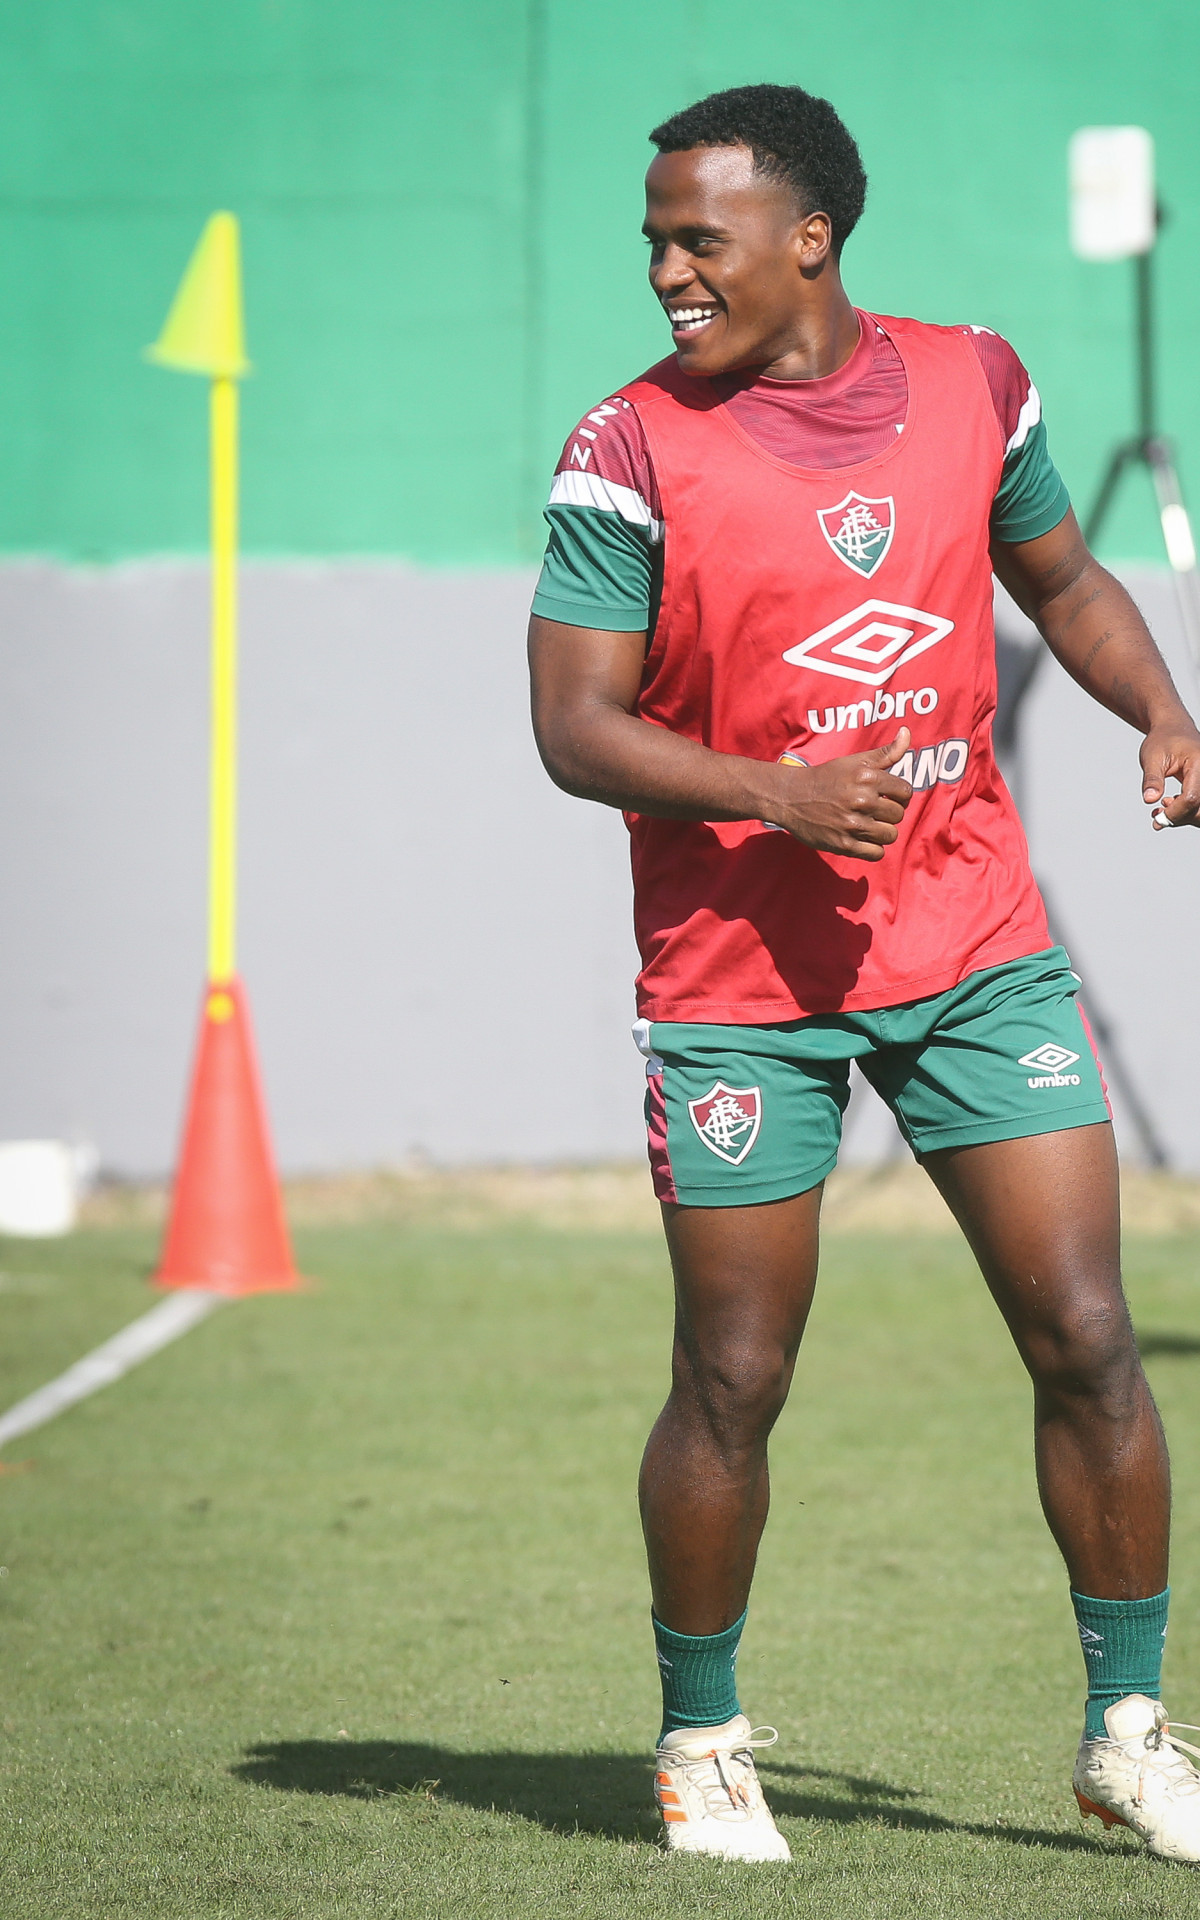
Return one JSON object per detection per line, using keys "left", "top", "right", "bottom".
{"left": 1019, "top": 1043, "right": 1082, "bottom": 1088}
{"left": 688, "top": 1083, "right": 762, "bottom": 1165}
{"left": 782, "top": 601, "right": 955, "bottom": 688}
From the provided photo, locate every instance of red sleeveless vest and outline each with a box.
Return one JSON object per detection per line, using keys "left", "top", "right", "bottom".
{"left": 622, "top": 315, "right": 1050, "bottom": 1023}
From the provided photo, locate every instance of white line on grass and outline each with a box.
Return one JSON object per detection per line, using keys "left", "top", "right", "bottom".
{"left": 0, "top": 1288, "right": 226, "bottom": 1449}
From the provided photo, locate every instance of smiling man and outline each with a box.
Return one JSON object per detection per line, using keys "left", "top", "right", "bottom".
{"left": 528, "top": 85, "right": 1200, "bottom": 1864}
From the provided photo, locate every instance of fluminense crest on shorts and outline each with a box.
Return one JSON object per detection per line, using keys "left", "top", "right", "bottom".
{"left": 687, "top": 1083, "right": 762, "bottom": 1165}
{"left": 817, "top": 491, "right": 895, "bottom": 578}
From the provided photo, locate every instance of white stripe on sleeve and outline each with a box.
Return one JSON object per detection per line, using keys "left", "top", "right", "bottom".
{"left": 548, "top": 469, "right": 663, "bottom": 543}
{"left": 1005, "top": 382, "right": 1042, "bottom": 458}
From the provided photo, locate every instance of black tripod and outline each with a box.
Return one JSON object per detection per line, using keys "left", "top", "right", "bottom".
{"left": 1084, "top": 238, "right": 1200, "bottom": 678}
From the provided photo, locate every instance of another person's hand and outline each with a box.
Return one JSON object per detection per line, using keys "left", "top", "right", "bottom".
{"left": 765, "top": 728, "right": 914, "bottom": 861}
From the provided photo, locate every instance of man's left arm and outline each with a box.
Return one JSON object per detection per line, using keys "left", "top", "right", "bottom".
{"left": 992, "top": 509, "right": 1200, "bottom": 829}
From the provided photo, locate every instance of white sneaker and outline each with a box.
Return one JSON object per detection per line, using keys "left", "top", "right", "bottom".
{"left": 654, "top": 1714, "right": 791, "bottom": 1861}
{"left": 1074, "top": 1693, "right": 1200, "bottom": 1862}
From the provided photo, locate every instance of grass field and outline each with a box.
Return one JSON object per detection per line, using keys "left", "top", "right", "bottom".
{"left": 3, "top": 1178, "right": 1200, "bottom": 1916}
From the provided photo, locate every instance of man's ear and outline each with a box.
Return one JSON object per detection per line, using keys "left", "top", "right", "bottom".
{"left": 796, "top": 210, "right": 833, "bottom": 271}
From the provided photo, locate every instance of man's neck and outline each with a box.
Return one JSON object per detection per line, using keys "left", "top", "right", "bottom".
{"left": 756, "top": 286, "right": 860, "bottom": 383}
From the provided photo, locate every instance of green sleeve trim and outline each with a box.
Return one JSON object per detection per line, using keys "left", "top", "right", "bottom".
{"left": 533, "top": 503, "right": 653, "bottom": 628}
{"left": 529, "top": 588, "right": 649, "bottom": 631}
{"left": 991, "top": 416, "right": 1071, "bottom": 544}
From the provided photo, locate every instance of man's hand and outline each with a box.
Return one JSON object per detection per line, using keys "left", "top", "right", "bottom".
{"left": 763, "top": 729, "right": 914, "bottom": 861}
{"left": 1141, "top": 722, "right": 1200, "bottom": 829}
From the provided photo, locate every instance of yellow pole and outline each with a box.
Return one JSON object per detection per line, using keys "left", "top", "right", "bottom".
{"left": 146, "top": 211, "right": 249, "bottom": 985}
{"left": 208, "top": 375, "right": 238, "bottom": 983}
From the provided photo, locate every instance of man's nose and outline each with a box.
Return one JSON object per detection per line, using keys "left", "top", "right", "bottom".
{"left": 650, "top": 243, "right": 694, "bottom": 291}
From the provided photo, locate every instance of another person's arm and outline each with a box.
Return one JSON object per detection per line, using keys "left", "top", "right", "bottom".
{"left": 991, "top": 509, "right": 1200, "bottom": 828}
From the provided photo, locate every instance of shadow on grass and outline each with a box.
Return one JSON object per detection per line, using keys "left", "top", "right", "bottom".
{"left": 1136, "top": 1329, "right": 1200, "bottom": 1359}
{"left": 232, "top": 1741, "right": 1111, "bottom": 1854}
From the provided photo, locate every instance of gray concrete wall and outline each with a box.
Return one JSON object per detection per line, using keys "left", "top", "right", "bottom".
{"left": 1, "top": 562, "right": 1197, "bottom": 1176}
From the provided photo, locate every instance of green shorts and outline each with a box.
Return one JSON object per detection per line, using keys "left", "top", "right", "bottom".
{"left": 637, "top": 946, "right": 1112, "bottom": 1207}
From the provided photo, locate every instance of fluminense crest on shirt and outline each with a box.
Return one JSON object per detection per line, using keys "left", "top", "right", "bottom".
{"left": 687, "top": 1083, "right": 762, "bottom": 1165}
{"left": 817, "top": 491, "right": 895, "bottom": 577}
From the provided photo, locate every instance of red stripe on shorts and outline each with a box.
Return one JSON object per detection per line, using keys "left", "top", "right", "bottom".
{"left": 1077, "top": 1002, "right": 1114, "bottom": 1120}
{"left": 645, "top": 1071, "right": 678, "bottom": 1203}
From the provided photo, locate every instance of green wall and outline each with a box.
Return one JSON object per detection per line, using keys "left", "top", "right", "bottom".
{"left": 3, "top": 1, "right": 1197, "bottom": 565}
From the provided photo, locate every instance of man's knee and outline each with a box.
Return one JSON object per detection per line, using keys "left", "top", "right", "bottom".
{"left": 671, "top": 1336, "right": 792, "bottom": 1455}
{"left": 1026, "top": 1294, "right": 1143, "bottom": 1407}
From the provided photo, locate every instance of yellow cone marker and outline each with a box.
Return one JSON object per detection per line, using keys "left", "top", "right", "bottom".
{"left": 147, "top": 212, "right": 250, "bottom": 984}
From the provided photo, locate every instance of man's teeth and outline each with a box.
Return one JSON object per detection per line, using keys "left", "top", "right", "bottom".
{"left": 669, "top": 307, "right": 718, "bottom": 331}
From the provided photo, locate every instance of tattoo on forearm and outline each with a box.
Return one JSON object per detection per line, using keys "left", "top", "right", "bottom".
{"left": 1038, "top": 550, "right": 1078, "bottom": 586}
{"left": 1080, "top": 629, "right": 1114, "bottom": 672}
{"left": 1111, "top": 676, "right": 1135, "bottom": 711}
{"left": 1062, "top": 586, "right": 1104, "bottom": 632}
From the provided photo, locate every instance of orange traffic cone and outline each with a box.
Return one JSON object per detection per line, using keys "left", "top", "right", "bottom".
{"left": 154, "top": 977, "right": 299, "bottom": 1294}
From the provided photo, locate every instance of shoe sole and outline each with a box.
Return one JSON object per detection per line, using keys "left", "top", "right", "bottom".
{"left": 662, "top": 1836, "right": 791, "bottom": 1863}
{"left": 1076, "top": 1786, "right": 1200, "bottom": 1864}
{"left": 1075, "top": 1787, "right": 1129, "bottom": 1832}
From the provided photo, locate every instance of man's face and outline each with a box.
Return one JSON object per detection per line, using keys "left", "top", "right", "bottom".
{"left": 643, "top": 145, "right": 821, "bottom": 376}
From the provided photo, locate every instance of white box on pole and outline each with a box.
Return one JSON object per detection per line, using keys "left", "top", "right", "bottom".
{"left": 1069, "top": 126, "right": 1156, "bottom": 261}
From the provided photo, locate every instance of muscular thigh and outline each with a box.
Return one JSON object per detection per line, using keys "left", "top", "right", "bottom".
{"left": 924, "top": 1123, "right": 1127, "bottom": 1370}
{"left": 662, "top": 1187, "right": 824, "bottom": 1382}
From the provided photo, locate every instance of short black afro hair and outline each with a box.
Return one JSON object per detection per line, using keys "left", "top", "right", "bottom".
{"left": 649, "top": 84, "right": 867, "bottom": 256}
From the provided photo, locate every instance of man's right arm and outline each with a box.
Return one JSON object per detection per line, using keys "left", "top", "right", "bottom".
{"left": 528, "top": 615, "right": 913, "bottom": 862}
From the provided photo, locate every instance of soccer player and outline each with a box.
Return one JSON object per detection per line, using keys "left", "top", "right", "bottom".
{"left": 528, "top": 85, "right": 1200, "bottom": 1863}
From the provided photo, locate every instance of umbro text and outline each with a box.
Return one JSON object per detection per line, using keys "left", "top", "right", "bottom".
{"left": 808, "top": 687, "right": 938, "bottom": 734}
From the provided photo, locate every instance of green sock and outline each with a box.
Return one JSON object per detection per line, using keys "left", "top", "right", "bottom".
{"left": 1072, "top": 1587, "right": 1170, "bottom": 1739}
{"left": 653, "top": 1608, "right": 745, "bottom": 1743}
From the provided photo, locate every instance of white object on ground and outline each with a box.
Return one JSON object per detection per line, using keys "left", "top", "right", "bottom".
{"left": 1069, "top": 127, "right": 1156, "bottom": 261}
{"left": 0, "top": 1140, "right": 89, "bottom": 1237}
{"left": 0, "top": 1289, "right": 225, "bottom": 1450}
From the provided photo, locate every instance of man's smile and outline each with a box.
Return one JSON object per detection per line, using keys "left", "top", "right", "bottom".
{"left": 664, "top": 301, "right": 722, "bottom": 337}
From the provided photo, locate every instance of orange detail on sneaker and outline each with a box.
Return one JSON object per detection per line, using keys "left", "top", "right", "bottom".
{"left": 1074, "top": 1788, "right": 1129, "bottom": 1831}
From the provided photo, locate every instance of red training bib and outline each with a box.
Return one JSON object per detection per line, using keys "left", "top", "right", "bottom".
{"left": 621, "top": 314, "right": 1051, "bottom": 1022}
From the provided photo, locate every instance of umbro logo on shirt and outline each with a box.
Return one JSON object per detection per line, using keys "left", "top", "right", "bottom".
{"left": 783, "top": 601, "right": 955, "bottom": 688}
